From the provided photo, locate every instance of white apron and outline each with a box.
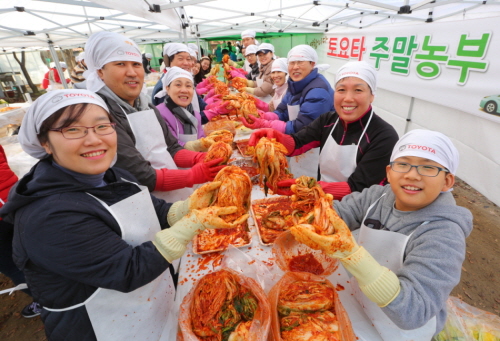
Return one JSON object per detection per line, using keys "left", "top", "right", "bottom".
{"left": 287, "top": 104, "right": 321, "bottom": 178}
{"left": 191, "top": 93, "right": 200, "bottom": 113}
{"left": 351, "top": 194, "right": 437, "bottom": 340}
{"left": 122, "top": 106, "right": 193, "bottom": 202}
{"left": 319, "top": 109, "right": 373, "bottom": 182}
{"left": 44, "top": 183, "right": 176, "bottom": 341}
{"left": 176, "top": 108, "right": 199, "bottom": 144}
{"left": 255, "top": 78, "right": 273, "bottom": 103}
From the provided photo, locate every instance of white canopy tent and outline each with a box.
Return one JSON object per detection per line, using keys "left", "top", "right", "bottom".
{"left": 2, "top": 0, "right": 499, "bottom": 49}
{"left": 1, "top": 0, "right": 500, "bottom": 208}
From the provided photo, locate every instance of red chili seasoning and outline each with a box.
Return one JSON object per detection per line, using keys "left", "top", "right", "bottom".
{"left": 288, "top": 253, "right": 324, "bottom": 275}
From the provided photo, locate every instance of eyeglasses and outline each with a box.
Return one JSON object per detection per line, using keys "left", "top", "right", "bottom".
{"left": 389, "top": 162, "right": 449, "bottom": 177}
{"left": 50, "top": 123, "right": 116, "bottom": 140}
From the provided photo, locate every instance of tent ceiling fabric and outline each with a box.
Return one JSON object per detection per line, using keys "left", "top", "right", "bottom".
{"left": 1, "top": 0, "right": 499, "bottom": 50}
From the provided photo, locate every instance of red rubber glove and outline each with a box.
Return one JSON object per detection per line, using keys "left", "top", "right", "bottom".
{"left": 174, "top": 149, "right": 206, "bottom": 168}
{"left": 248, "top": 128, "right": 295, "bottom": 154}
{"left": 274, "top": 178, "right": 296, "bottom": 196}
{"left": 188, "top": 158, "right": 226, "bottom": 185}
{"left": 317, "top": 181, "right": 352, "bottom": 201}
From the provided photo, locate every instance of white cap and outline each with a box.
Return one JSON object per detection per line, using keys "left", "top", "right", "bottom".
{"left": 188, "top": 48, "right": 197, "bottom": 59}
{"left": 145, "top": 53, "right": 152, "bottom": 59}
{"left": 335, "top": 61, "right": 377, "bottom": 94}
{"left": 162, "top": 43, "right": 190, "bottom": 58}
{"left": 244, "top": 45, "right": 258, "bottom": 56}
{"left": 76, "top": 52, "right": 85, "bottom": 62}
{"left": 257, "top": 43, "right": 274, "bottom": 54}
{"left": 83, "top": 31, "right": 142, "bottom": 92}
{"left": 156, "top": 66, "right": 193, "bottom": 99}
{"left": 391, "top": 129, "right": 459, "bottom": 175}
{"left": 187, "top": 43, "right": 198, "bottom": 51}
{"left": 241, "top": 29, "right": 256, "bottom": 39}
{"left": 287, "top": 45, "right": 318, "bottom": 63}
{"left": 58, "top": 62, "right": 68, "bottom": 69}
{"left": 19, "top": 90, "right": 109, "bottom": 159}
{"left": 271, "top": 58, "right": 288, "bottom": 74}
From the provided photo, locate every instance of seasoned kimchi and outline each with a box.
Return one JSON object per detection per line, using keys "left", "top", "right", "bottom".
{"left": 194, "top": 166, "right": 252, "bottom": 253}
{"left": 254, "top": 137, "right": 293, "bottom": 194}
{"left": 289, "top": 176, "right": 342, "bottom": 235}
{"left": 204, "top": 141, "right": 233, "bottom": 165}
{"left": 190, "top": 270, "right": 260, "bottom": 341}
{"left": 278, "top": 280, "right": 340, "bottom": 341}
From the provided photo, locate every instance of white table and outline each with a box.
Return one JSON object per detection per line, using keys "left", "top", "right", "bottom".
{"left": 173, "top": 146, "right": 383, "bottom": 341}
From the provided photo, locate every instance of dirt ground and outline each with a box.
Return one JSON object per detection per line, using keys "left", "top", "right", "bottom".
{"left": 0, "top": 178, "right": 499, "bottom": 340}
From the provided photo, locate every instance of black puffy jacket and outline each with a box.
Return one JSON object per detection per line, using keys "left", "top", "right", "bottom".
{"left": 0, "top": 159, "right": 171, "bottom": 340}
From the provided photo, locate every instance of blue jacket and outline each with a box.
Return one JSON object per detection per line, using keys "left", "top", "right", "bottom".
{"left": 274, "top": 68, "right": 334, "bottom": 134}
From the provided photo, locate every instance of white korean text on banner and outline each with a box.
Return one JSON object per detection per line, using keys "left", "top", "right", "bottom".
{"left": 317, "top": 16, "right": 500, "bottom": 124}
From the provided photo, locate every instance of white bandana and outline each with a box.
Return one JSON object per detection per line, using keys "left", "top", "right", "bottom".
{"left": 391, "top": 129, "right": 459, "bottom": 175}
{"left": 271, "top": 58, "right": 288, "bottom": 74}
{"left": 19, "top": 90, "right": 110, "bottom": 159}
{"left": 156, "top": 67, "right": 194, "bottom": 99}
{"left": 287, "top": 45, "right": 317, "bottom": 63}
{"left": 83, "top": 31, "right": 142, "bottom": 92}
{"left": 335, "top": 61, "right": 377, "bottom": 94}
{"left": 245, "top": 45, "right": 258, "bottom": 56}
{"left": 162, "top": 43, "right": 190, "bottom": 58}
{"left": 76, "top": 52, "right": 85, "bottom": 63}
{"left": 241, "top": 29, "right": 256, "bottom": 39}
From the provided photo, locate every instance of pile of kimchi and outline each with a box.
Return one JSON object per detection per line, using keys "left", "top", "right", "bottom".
{"left": 191, "top": 270, "right": 259, "bottom": 341}
{"left": 278, "top": 280, "right": 340, "bottom": 340}
{"left": 194, "top": 166, "right": 252, "bottom": 253}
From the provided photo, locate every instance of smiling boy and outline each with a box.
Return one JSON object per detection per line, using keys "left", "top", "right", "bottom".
{"left": 291, "top": 129, "right": 473, "bottom": 339}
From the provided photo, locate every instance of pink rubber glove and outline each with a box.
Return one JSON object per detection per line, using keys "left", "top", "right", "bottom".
{"left": 204, "top": 103, "right": 232, "bottom": 120}
{"left": 253, "top": 97, "right": 269, "bottom": 112}
{"left": 173, "top": 149, "right": 206, "bottom": 168}
{"left": 229, "top": 69, "right": 246, "bottom": 78}
{"left": 197, "top": 78, "right": 210, "bottom": 88}
{"left": 205, "top": 89, "right": 215, "bottom": 99}
{"left": 189, "top": 158, "right": 226, "bottom": 185}
{"left": 241, "top": 115, "right": 286, "bottom": 133}
{"left": 241, "top": 114, "right": 272, "bottom": 130}
{"left": 248, "top": 128, "right": 295, "bottom": 154}
{"left": 205, "top": 95, "right": 222, "bottom": 106}
{"left": 262, "top": 111, "right": 279, "bottom": 120}
{"left": 196, "top": 85, "right": 212, "bottom": 96}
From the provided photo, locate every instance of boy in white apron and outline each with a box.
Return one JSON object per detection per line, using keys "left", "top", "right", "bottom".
{"left": 291, "top": 129, "right": 473, "bottom": 341}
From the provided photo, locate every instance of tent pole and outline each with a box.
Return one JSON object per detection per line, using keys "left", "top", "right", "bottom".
{"left": 48, "top": 40, "right": 69, "bottom": 89}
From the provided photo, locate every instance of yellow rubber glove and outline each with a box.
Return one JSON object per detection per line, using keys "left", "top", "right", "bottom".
{"left": 154, "top": 206, "right": 241, "bottom": 262}
{"left": 244, "top": 87, "right": 255, "bottom": 94}
{"left": 167, "top": 181, "right": 222, "bottom": 225}
{"left": 184, "top": 138, "right": 213, "bottom": 152}
{"left": 246, "top": 80, "right": 255, "bottom": 87}
{"left": 290, "top": 216, "right": 400, "bottom": 307}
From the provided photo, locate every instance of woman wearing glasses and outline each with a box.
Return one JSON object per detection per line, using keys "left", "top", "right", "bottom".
{"left": 249, "top": 60, "right": 399, "bottom": 200}
{"left": 0, "top": 90, "right": 239, "bottom": 341}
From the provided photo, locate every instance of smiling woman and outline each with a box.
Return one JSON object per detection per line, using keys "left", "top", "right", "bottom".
{"left": 0, "top": 89, "right": 239, "bottom": 341}
{"left": 156, "top": 67, "right": 210, "bottom": 152}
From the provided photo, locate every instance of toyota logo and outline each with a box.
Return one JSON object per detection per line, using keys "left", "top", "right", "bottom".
{"left": 116, "top": 50, "right": 124, "bottom": 55}
{"left": 51, "top": 95, "right": 64, "bottom": 103}
{"left": 399, "top": 144, "right": 407, "bottom": 151}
